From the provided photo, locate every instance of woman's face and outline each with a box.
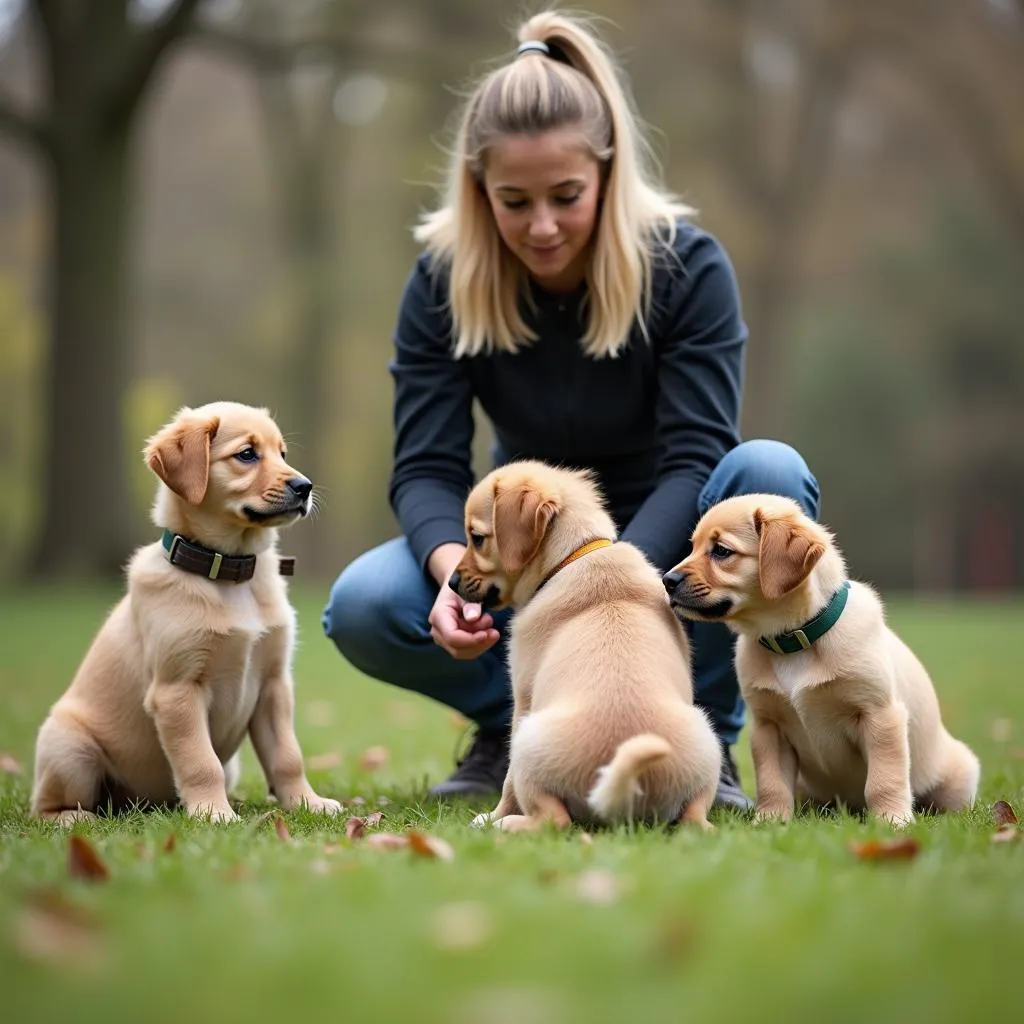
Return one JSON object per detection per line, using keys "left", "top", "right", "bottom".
{"left": 482, "top": 127, "right": 602, "bottom": 293}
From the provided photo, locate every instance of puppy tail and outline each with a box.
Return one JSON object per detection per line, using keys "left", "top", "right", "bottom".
{"left": 587, "top": 733, "right": 672, "bottom": 823}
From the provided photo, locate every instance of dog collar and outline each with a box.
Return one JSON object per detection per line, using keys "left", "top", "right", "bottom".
{"left": 758, "top": 580, "right": 851, "bottom": 654}
{"left": 536, "top": 538, "right": 614, "bottom": 592}
{"left": 161, "top": 529, "right": 295, "bottom": 583}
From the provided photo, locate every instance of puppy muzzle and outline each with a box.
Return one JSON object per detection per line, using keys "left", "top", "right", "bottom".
{"left": 662, "top": 569, "right": 733, "bottom": 620}
{"left": 448, "top": 571, "right": 502, "bottom": 609}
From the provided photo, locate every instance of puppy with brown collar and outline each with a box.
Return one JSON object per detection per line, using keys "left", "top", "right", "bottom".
{"left": 450, "top": 460, "right": 722, "bottom": 833}
{"left": 664, "top": 494, "right": 979, "bottom": 826}
{"left": 31, "top": 402, "right": 343, "bottom": 824}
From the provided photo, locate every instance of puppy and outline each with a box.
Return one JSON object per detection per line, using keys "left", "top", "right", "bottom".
{"left": 664, "top": 494, "right": 979, "bottom": 826}
{"left": 451, "top": 460, "right": 721, "bottom": 832}
{"left": 31, "top": 402, "right": 342, "bottom": 824}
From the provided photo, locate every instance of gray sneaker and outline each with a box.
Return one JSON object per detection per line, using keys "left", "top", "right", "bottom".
{"left": 428, "top": 726, "right": 510, "bottom": 800}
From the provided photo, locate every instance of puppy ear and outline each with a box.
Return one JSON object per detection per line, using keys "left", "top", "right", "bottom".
{"left": 755, "top": 509, "right": 826, "bottom": 600}
{"left": 145, "top": 413, "right": 220, "bottom": 505}
{"left": 493, "top": 483, "right": 559, "bottom": 576}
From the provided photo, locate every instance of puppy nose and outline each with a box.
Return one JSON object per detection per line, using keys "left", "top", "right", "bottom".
{"left": 286, "top": 476, "right": 312, "bottom": 501}
{"left": 448, "top": 571, "right": 462, "bottom": 594}
{"left": 662, "top": 568, "right": 685, "bottom": 593}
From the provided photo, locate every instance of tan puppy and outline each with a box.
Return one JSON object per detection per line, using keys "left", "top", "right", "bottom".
{"left": 31, "top": 402, "right": 342, "bottom": 824}
{"left": 450, "top": 460, "right": 721, "bottom": 832}
{"left": 665, "top": 494, "right": 979, "bottom": 826}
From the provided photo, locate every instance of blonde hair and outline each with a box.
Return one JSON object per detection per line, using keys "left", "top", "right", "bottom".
{"left": 415, "top": 9, "right": 694, "bottom": 360}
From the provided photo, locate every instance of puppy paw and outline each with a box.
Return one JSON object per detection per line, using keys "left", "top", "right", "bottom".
{"left": 299, "top": 794, "right": 344, "bottom": 816}
{"left": 470, "top": 811, "right": 496, "bottom": 829}
{"left": 877, "top": 807, "right": 915, "bottom": 829}
{"left": 754, "top": 802, "right": 793, "bottom": 824}
{"left": 188, "top": 802, "right": 239, "bottom": 823}
{"left": 46, "top": 809, "right": 98, "bottom": 828}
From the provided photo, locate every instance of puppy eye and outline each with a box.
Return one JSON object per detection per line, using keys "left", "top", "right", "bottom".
{"left": 470, "top": 533, "right": 486, "bottom": 550}
{"left": 234, "top": 447, "right": 260, "bottom": 464}
{"left": 710, "top": 543, "right": 735, "bottom": 560}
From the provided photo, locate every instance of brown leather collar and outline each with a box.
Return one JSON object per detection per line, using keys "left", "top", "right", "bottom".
{"left": 536, "top": 538, "right": 614, "bottom": 592}
{"left": 161, "top": 529, "right": 294, "bottom": 583}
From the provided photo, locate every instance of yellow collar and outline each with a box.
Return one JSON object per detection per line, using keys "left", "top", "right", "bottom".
{"left": 538, "top": 538, "right": 614, "bottom": 591}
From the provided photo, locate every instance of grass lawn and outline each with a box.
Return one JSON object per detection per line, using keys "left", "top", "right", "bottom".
{"left": 0, "top": 583, "right": 1022, "bottom": 1024}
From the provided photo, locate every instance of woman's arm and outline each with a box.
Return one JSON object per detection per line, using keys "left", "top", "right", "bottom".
{"left": 388, "top": 255, "right": 476, "bottom": 572}
{"left": 619, "top": 230, "right": 746, "bottom": 572}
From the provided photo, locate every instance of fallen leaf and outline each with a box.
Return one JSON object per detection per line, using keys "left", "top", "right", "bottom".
{"left": 162, "top": 834, "right": 177, "bottom": 853}
{"left": 254, "top": 811, "right": 277, "bottom": 827}
{"left": 990, "top": 717, "right": 1013, "bottom": 743}
{"left": 68, "top": 835, "right": 109, "bottom": 882}
{"left": 350, "top": 796, "right": 366, "bottom": 807}
{"left": 305, "top": 700, "right": 334, "bottom": 728}
{"left": 0, "top": 752, "right": 23, "bottom": 774}
{"left": 222, "top": 864, "right": 253, "bottom": 882}
{"left": 365, "top": 811, "right": 385, "bottom": 827}
{"left": 377, "top": 795, "right": 392, "bottom": 807}
{"left": 431, "top": 901, "right": 492, "bottom": 950}
{"left": 346, "top": 816, "right": 366, "bottom": 840}
{"left": 408, "top": 831, "right": 456, "bottom": 862}
{"left": 359, "top": 746, "right": 390, "bottom": 771}
{"left": 323, "top": 843, "right": 344, "bottom": 855}
{"left": 653, "top": 915, "right": 696, "bottom": 964}
{"left": 307, "top": 752, "right": 343, "bottom": 771}
{"left": 991, "top": 825, "right": 1019, "bottom": 844}
{"left": 364, "top": 832, "right": 410, "bottom": 852}
{"left": 574, "top": 869, "right": 621, "bottom": 904}
{"left": 992, "top": 800, "right": 1019, "bottom": 827}
{"left": 849, "top": 837, "right": 921, "bottom": 862}
{"left": 578, "top": 832, "right": 594, "bottom": 846}
{"left": 133, "top": 842, "right": 153, "bottom": 861}
{"left": 15, "top": 891, "right": 103, "bottom": 968}
{"left": 273, "top": 814, "right": 291, "bottom": 842}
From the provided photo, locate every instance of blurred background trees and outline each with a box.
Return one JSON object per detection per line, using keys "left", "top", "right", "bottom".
{"left": 0, "top": 0, "right": 1021, "bottom": 592}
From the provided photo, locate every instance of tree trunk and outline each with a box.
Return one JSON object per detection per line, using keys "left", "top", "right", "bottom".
{"left": 30, "top": 126, "right": 133, "bottom": 577}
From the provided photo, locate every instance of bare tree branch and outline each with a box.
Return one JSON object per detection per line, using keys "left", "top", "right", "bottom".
{"left": 104, "top": 0, "right": 203, "bottom": 127}
{"left": 0, "top": 94, "right": 52, "bottom": 156}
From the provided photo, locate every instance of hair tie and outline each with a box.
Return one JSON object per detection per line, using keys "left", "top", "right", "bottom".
{"left": 516, "top": 40, "right": 550, "bottom": 58}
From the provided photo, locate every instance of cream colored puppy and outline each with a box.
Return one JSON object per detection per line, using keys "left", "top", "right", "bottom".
{"left": 31, "top": 402, "right": 343, "bottom": 824}
{"left": 665, "top": 494, "right": 979, "bottom": 826}
{"left": 450, "top": 460, "right": 721, "bottom": 832}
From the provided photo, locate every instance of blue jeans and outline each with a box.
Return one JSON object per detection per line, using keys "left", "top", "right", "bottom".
{"left": 322, "top": 440, "right": 819, "bottom": 747}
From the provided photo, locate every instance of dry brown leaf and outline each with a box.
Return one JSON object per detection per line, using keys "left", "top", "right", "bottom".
{"left": 254, "top": 810, "right": 277, "bottom": 827}
{"left": 990, "top": 718, "right": 1013, "bottom": 743}
{"left": 574, "top": 869, "right": 621, "bottom": 904}
{"left": 0, "top": 752, "right": 23, "bottom": 774}
{"left": 849, "top": 837, "right": 921, "bottom": 862}
{"left": 133, "top": 842, "right": 153, "bottom": 861}
{"left": 346, "top": 816, "right": 366, "bottom": 840}
{"left": 431, "top": 901, "right": 492, "bottom": 950}
{"left": 162, "top": 834, "right": 177, "bottom": 854}
{"left": 359, "top": 746, "right": 390, "bottom": 771}
{"left": 408, "top": 831, "right": 456, "bottom": 862}
{"left": 992, "top": 800, "right": 1019, "bottom": 827}
{"left": 15, "top": 891, "right": 103, "bottom": 968}
{"left": 365, "top": 811, "right": 385, "bottom": 827}
{"left": 653, "top": 915, "right": 696, "bottom": 964}
{"left": 364, "top": 832, "right": 410, "bottom": 851}
{"left": 991, "top": 825, "right": 1019, "bottom": 844}
{"left": 273, "top": 814, "right": 291, "bottom": 842}
{"left": 223, "top": 864, "right": 253, "bottom": 882}
{"left": 307, "top": 752, "right": 343, "bottom": 771}
{"left": 68, "top": 835, "right": 109, "bottom": 882}
{"left": 305, "top": 700, "right": 334, "bottom": 727}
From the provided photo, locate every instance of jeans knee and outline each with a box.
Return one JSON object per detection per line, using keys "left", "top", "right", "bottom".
{"left": 321, "top": 542, "right": 428, "bottom": 673}
{"left": 702, "top": 439, "right": 820, "bottom": 518}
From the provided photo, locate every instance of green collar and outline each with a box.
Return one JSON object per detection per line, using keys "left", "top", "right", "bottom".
{"left": 758, "top": 581, "right": 851, "bottom": 655}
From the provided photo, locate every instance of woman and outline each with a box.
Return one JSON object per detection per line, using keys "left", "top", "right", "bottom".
{"left": 322, "top": 10, "right": 819, "bottom": 810}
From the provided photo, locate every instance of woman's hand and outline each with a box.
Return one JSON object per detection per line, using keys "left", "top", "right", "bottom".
{"left": 427, "top": 542, "right": 501, "bottom": 660}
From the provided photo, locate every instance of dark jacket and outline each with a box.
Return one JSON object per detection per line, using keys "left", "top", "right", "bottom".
{"left": 388, "top": 219, "right": 746, "bottom": 574}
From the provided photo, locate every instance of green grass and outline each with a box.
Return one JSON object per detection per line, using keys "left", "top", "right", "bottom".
{"left": 1, "top": 585, "right": 1022, "bottom": 1023}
